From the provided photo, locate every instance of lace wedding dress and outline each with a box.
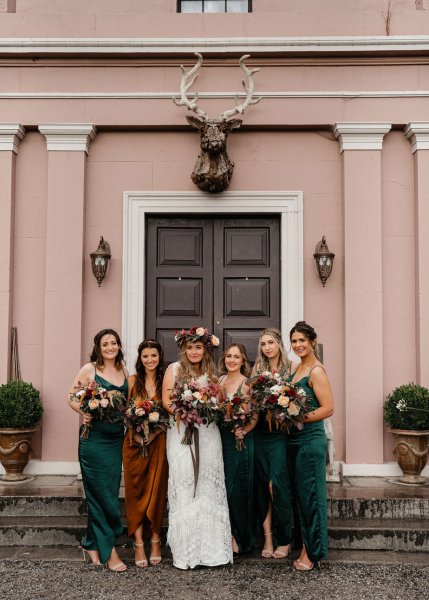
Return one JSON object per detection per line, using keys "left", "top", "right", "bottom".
{"left": 166, "top": 363, "right": 233, "bottom": 569}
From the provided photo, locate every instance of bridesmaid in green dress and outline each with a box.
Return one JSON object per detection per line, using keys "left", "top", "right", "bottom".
{"left": 68, "top": 328, "right": 128, "bottom": 572}
{"left": 288, "top": 321, "right": 334, "bottom": 571}
{"left": 219, "top": 343, "right": 258, "bottom": 555}
{"left": 252, "top": 328, "right": 295, "bottom": 559}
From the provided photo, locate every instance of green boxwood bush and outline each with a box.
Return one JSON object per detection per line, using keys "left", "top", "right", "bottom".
{"left": 0, "top": 380, "right": 43, "bottom": 428}
{"left": 384, "top": 383, "right": 429, "bottom": 430}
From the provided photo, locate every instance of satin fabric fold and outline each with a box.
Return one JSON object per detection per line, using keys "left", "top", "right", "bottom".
{"left": 221, "top": 429, "right": 255, "bottom": 553}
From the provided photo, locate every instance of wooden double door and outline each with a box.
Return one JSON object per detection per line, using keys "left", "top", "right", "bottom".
{"left": 146, "top": 215, "right": 280, "bottom": 364}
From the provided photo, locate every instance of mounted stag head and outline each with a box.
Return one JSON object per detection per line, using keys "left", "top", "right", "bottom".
{"left": 173, "top": 53, "right": 261, "bottom": 193}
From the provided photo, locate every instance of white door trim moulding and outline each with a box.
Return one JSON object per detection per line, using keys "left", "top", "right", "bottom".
{"left": 122, "top": 191, "right": 303, "bottom": 369}
{"left": 2, "top": 36, "right": 429, "bottom": 55}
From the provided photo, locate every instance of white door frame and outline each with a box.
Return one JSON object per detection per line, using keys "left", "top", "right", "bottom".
{"left": 122, "top": 191, "right": 303, "bottom": 367}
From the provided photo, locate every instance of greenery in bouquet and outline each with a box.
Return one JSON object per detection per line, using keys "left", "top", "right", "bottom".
{"left": 124, "top": 396, "right": 170, "bottom": 456}
{"left": 248, "top": 370, "right": 308, "bottom": 432}
{"left": 218, "top": 385, "right": 257, "bottom": 450}
{"left": 169, "top": 377, "right": 221, "bottom": 444}
{"left": 70, "top": 379, "right": 126, "bottom": 439}
{"left": 384, "top": 383, "right": 429, "bottom": 431}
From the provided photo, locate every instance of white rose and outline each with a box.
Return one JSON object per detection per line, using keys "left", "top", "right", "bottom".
{"left": 135, "top": 408, "right": 145, "bottom": 417}
{"left": 288, "top": 401, "right": 300, "bottom": 416}
{"left": 270, "top": 385, "right": 283, "bottom": 394}
{"left": 192, "top": 391, "right": 202, "bottom": 400}
{"left": 278, "top": 396, "right": 289, "bottom": 407}
{"left": 100, "top": 398, "right": 109, "bottom": 408}
{"left": 211, "top": 335, "right": 220, "bottom": 347}
{"left": 89, "top": 399, "right": 99, "bottom": 410}
{"left": 149, "top": 411, "right": 160, "bottom": 423}
{"left": 183, "top": 390, "right": 193, "bottom": 399}
{"left": 196, "top": 327, "right": 206, "bottom": 336}
{"left": 262, "top": 371, "right": 271, "bottom": 377}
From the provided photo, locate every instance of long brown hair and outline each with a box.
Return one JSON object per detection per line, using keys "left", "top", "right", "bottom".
{"left": 253, "top": 327, "right": 291, "bottom": 374}
{"left": 176, "top": 343, "right": 218, "bottom": 383}
{"left": 90, "top": 329, "right": 125, "bottom": 370}
{"left": 134, "top": 339, "right": 164, "bottom": 399}
{"left": 219, "top": 343, "right": 251, "bottom": 377}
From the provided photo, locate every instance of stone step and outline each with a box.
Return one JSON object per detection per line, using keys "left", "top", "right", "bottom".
{"left": 2, "top": 495, "right": 429, "bottom": 519}
{"left": 329, "top": 517, "right": 429, "bottom": 552}
{"left": 1, "top": 515, "right": 428, "bottom": 552}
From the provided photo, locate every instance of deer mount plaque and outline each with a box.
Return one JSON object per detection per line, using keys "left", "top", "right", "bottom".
{"left": 173, "top": 53, "right": 261, "bottom": 193}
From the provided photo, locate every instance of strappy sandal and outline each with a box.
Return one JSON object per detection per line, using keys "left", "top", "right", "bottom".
{"left": 261, "top": 532, "right": 273, "bottom": 558}
{"left": 133, "top": 541, "right": 148, "bottom": 568}
{"left": 79, "top": 546, "right": 101, "bottom": 566}
{"left": 293, "top": 559, "right": 314, "bottom": 571}
{"left": 106, "top": 561, "right": 128, "bottom": 572}
{"left": 273, "top": 544, "right": 290, "bottom": 559}
{"left": 149, "top": 538, "right": 162, "bottom": 566}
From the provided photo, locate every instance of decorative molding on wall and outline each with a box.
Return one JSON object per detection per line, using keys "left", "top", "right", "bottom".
{"left": 333, "top": 122, "right": 392, "bottom": 152}
{"left": 2, "top": 90, "right": 429, "bottom": 100}
{"left": 38, "top": 123, "right": 96, "bottom": 152}
{"left": 404, "top": 122, "right": 429, "bottom": 153}
{"left": 1, "top": 36, "right": 429, "bottom": 55}
{"left": 0, "top": 123, "right": 25, "bottom": 153}
{"left": 0, "top": 460, "right": 81, "bottom": 476}
{"left": 122, "top": 191, "right": 303, "bottom": 370}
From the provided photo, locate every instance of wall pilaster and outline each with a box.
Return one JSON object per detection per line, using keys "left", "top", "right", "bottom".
{"left": 333, "top": 122, "right": 391, "bottom": 464}
{"left": 404, "top": 122, "right": 429, "bottom": 387}
{"left": 0, "top": 124, "right": 25, "bottom": 383}
{"left": 38, "top": 123, "right": 96, "bottom": 460}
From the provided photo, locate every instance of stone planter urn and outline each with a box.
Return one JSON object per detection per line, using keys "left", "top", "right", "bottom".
{"left": 388, "top": 428, "right": 429, "bottom": 485}
{"left": 0, "top": 427, "right": 39, "bottom": 481}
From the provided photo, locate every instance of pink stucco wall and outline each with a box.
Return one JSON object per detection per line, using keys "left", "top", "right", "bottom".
{"left": 1, "top": 0, "right": 427, "bottom": 469}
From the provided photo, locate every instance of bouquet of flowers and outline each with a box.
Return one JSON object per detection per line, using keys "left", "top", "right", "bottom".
{"left": 124, "top": 396, "right": 170, "bottom": 457}
{"left": 70, "top": 380, "right": 126, "bottom": 439}
{"left": 248, "top": 370, "right": 308, "bottom": 432}
{"left": 218, "top": 386, "right": 257, "bottom": 450}
{"left": 169, "top": 377, "right": 221, "bottom": 444}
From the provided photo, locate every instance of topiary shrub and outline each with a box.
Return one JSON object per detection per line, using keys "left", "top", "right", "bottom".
{"left": 383, "top": 383, "right": 429, "bottom": 430}
{"left": 0, "top": 380, "right": 43, "bottom": 428}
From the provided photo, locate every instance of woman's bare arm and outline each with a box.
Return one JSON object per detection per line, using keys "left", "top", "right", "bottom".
{"left": 161, "top": 364, "right": 175, "bottom": 415}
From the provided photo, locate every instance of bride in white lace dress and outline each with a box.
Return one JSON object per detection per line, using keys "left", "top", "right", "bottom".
{"left": 162, "top": 327, "right": 233, "bottom": 570}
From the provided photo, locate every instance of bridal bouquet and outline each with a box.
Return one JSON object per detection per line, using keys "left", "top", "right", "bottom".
{"left": 248, "top": 370, "right": 308, "bottom": 432}
{"left": 70, "top": 380, "right": 126, "bottom": 439}
{"left": 124, "top": 396, "right": 170, "bottom": 457}
{"left": 169, "top": 378, "right": 221, "bottom": 445}
{"left": 218, "top": 386, "right": 257, "bottom": 451}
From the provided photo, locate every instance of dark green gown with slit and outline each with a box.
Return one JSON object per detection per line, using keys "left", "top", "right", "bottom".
{"left": 221, "top": 427, "right": 255, "bottom": 553}
{"left": 287, "top": 369, "right": 328, "bottom": 563}
{"left": 78, "top": 370, "right": 127, "bottom": 565}
{"left": 253, "top": 413, "right": 292, "bottom": 548}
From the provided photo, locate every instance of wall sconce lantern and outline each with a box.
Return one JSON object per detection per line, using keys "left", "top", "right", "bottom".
{"left": 90, "top": 236, "right": 111, "bottom": 286}
{"left": 314, "top": 236, "right": 335, "bottom": 287}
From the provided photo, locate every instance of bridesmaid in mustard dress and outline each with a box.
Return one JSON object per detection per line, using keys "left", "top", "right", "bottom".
{"left": 219, "top": 343, "right": 258, "bottom": 555}
{"left": 252, "top": 328, "right": 295, "bottom": 559}
{"left": 123, "top": 339, "right": 168, "bottom": 568}
{"left": 68, "top": 329, "right": 128, "bottom": 572}
{"left": 288, "top": 321, "right": 334, "bottom": 571}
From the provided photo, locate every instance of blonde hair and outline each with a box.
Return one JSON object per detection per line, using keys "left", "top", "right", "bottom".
{"left": 176, "top": 343, "right": 218, "bottom": 383}
{"left": 254, "top": 327, "right": 291, "bottom": 374}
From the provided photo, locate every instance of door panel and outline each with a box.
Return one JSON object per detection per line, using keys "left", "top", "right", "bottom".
{"left": 146, "top": 215, "right": 280, "bottom": 364}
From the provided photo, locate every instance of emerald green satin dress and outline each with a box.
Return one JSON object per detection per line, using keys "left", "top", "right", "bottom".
{"left": 287, "top": 370, "right": 328, "bottom": 563}
{"left": 78, "top": 371, "right": 127, "bottom": 564}
{"left": 221, "top": 428, "right": 255, "bottom": 553}
{"left": 253, "top": 415, "right": 292, "bottom": 548}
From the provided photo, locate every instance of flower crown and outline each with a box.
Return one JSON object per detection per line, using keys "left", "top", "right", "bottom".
{"left": 174, "top": 326, "right": 220, "bottom": 351}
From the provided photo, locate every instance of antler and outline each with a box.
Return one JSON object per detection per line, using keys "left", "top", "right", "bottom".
{"left": 219, "top": 55, "right": 261, "bottom": 122}
{"left": 172, "top": 52, "right": 208, "bottom": 121}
